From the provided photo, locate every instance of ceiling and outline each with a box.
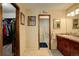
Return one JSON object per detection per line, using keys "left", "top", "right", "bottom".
{"left": 2, "top": 3, "right": 74, "bottom": 13}
{"left": 2, "top": 3, "right": 16, "bottom": 13}
{"left": 20, "top": 3, "right": 74, "bottom": 10}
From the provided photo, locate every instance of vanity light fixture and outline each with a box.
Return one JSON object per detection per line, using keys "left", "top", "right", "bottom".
{"left": 67, "top": 13, "right": 71, "bottom": 16}
{"left": 75, "top": 8, "right": 79, "bottom": 15}
{"left": 70, "top": 11, "right": 75, "bottom": 16}
{"left": 67, "top": 8, "right": 79, "bottom": 17}
{"left": 67, "top": 11, "right": 75, "bottom": 16}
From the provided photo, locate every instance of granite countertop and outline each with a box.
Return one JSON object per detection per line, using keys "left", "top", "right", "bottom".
{"left": 57, "top": 34, "right": 79, "bottom": 43}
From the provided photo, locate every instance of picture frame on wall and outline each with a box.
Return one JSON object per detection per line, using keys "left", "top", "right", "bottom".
{"left": 28, "top": 16, "right": 36, "bottom": 26}
{"left": 20, "top": 12, "right": 25, "bottom": 25}
{"left": 53, "top": 19, "right": 61, "bottom": 29}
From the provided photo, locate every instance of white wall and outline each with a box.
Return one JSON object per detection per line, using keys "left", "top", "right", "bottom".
{"left": 3, "top": 13, "right": 16, "bottom": 18}
{"left": 2, "top": 3, "right": 16, "bottom": 18}
{"left": 50, "top": 10, "right": 67, "bottom": 49}
{"left": 17, "top": 4, "right": 30, "bottom": 55}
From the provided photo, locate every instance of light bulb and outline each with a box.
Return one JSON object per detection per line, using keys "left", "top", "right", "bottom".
{"left": 67, "top": 13, "right": 71, "bottom": 16}
{"left": 70, "top": 11, "right": 75, "bottom": 16}
{"left": 75, "top": 8, "right": 79, "bottom": 15}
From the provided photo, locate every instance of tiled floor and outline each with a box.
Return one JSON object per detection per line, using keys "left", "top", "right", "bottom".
{"left": 3, "top": 45, "right": 63, "bottom": 56}
{"left": 23, "top": 48, "right": 51, "bottom": 56}
{"left": 51, "top": 49, "right": 63, "bottom": 56}
{"left": 3, "top": 43, "right": 13, "bottom": 56}
{"left": 23, "top": 48, "right": 63, "bottom": 56}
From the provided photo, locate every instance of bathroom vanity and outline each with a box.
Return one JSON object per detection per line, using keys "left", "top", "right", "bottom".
{"left": 56, "top": 34, "right": 79, "bottom": 56}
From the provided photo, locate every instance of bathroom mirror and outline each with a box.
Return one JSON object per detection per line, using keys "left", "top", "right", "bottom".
{"left": 73, "top": 19, "right": 79, "bottom": 29}
{"left": 53, "top": 19, "right": 61, "bottom": 29}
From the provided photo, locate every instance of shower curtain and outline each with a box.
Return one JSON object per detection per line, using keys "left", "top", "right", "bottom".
{"left": 40, "top": 19, "right": 49, "bottom": 47}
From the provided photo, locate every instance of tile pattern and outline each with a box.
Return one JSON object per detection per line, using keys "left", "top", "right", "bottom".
{"left": 23, "top": 48, "right": 51, "bottom": 56}
{"left": 3, "top": 43, "right": 13, "bottom": 56}
{"left": 23, "top": 48, "right": 63, "bottom": 56}
{"left": 3, "top": 44, "right": 63, "bottom": 56}
{"left": 51, "top": 49, "right": 63, "bottom": 56}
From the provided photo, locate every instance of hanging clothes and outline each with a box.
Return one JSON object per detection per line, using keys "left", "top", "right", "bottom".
{"left": 3, "top": 21, "right": 9, "bottom": 38}
{"left": 3, "top": 18, "right": 16, "bottom": 45}
{"left": 3, "top": 22, "right": 7, "bottom": 39}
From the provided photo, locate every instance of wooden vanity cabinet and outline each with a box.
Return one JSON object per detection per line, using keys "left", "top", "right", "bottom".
{"left": 56, "top": 35, "right": 79, "bottom": 56}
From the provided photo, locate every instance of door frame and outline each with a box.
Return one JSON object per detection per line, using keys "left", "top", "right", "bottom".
{"left": 38, "top": 14, "right": 51, "bottom": 49}
{"left": 11, "top": 3, "right": 20, "bottom": 56}
{"left": 0, "top": 3, "right": 20, "bottom": 56}
{"left": 0, "top": 3, "right": 3, "bottom": 56}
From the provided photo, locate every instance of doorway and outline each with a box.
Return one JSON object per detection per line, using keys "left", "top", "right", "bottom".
{"left": 38, "top": 14, "right": 51, "bottom": 49}
{"left": 0, "top": 3, "right": 20, "bottom": 56}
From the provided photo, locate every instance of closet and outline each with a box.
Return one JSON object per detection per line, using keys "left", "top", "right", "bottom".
{"left": 2, "top": 3, "right": 16, "bottom": 56}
